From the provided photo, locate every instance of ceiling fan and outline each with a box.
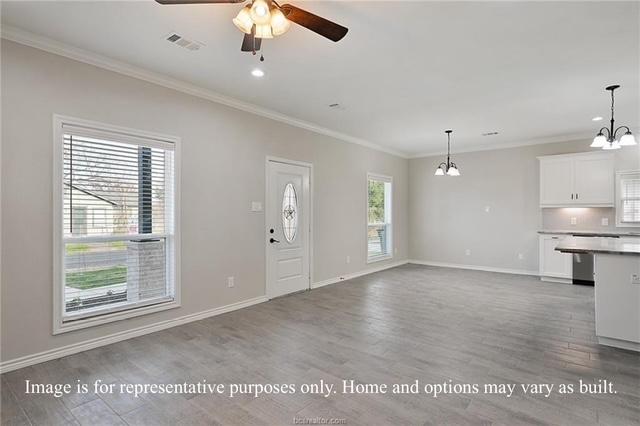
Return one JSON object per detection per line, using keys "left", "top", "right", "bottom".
{"left": 155, "top": 0, "right": 348, "bottom": 55}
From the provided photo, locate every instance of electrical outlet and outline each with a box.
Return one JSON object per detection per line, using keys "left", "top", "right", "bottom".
{"left": 227, "top": 276, "right": 235, "bottom": 288}
{"left": 570, "top": 217, "right": 577, "bottom": 226}
{"left": 518, "top": 253, "right": 524, "bottom": 260}
{"left": 601, "top": 218, "right": 609, "bottom": 226}
{"left": 251, "top": 201, "right": 263, "bottom": 212}
{"left": 631, "top": 274, "right": 640, "bottom": 285}
{"left": 346, "top": 256, "right": 351, "bottom": 264}
{"left": 484, "top": 206, "right": 491, "bottom": 213}
{"left": 465, "top": 249, "right": 471, "bottom": 256}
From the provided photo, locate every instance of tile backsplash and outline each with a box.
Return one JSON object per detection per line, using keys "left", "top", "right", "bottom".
{"left": 541, "top": 207, "right": 639, "bottom": 232}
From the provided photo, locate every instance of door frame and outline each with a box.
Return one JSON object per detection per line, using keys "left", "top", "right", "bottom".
{"left": 265, "top": 156, "right": 314, "bottom": 299}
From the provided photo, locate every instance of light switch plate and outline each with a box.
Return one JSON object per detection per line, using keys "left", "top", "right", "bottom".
{"left": 632, "top": 274, "right": 640, "bottom": 285}
{"left": 570, "top": 217, "right": 577, "bottom": 225}
{"left": 251, "top": 201, "right": 263, "bottom": 212}
{"left": 601, "top": 218, "right": 609, "bottom": 226}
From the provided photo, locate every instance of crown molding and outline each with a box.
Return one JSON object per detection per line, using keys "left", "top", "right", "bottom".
{"left": 1, "top": 25, "right": 409, "bottom": 159}
{"left": 408, "top": 131, "right": 597, "bottom": 159}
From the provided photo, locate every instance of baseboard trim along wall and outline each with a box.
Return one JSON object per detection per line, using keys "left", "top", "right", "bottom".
{"left": 311, "top": 260, "right": 409, "bottom": 289}
{"left": 0, "top": 261, "right": 409, "bottom": 373}
{"left": 408, "top": 259, "right": 538, "bottom": 277}
{"left": 0, "top": 295, "right": 268, "bottom": 374}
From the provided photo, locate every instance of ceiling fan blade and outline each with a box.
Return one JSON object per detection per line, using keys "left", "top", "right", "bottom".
{"left": 156, "top": 0, "right": 244, "bottom": 4}
{"left": 241, "top": 33, "right": 262, "bottom": 52}
{"left": 279, "top": 4, "right": 348, "bottom": 42}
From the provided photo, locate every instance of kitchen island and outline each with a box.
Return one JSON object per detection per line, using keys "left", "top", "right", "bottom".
{"left": 556, "top": 237, "right": 640, "bottom": 352}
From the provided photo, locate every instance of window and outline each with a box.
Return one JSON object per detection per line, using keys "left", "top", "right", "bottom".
{"left": 54, "top": 116, "right": 180, "bottom": 333}
{"left": 367, "top": 173, "right": 392, "bottom": 262}
{"left": 616, "top": 170, "right": 640, "bottom": 227}
{"left": 282, "top": 183, "right": 298, "bottom": 243}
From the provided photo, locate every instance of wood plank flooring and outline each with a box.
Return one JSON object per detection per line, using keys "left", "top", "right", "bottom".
{"left": 2, "top": 264, "right": 639, "bottom": 425}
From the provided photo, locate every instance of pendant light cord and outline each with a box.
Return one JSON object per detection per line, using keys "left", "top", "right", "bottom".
{"left": 447, "top": 132, "right": 451, "bottom": 167}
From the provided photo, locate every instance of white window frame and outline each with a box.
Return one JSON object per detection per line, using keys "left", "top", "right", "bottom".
{"left": 53, "top": 115, "right": 181, "bottom": 334}
{"left": 616, "top": 170, "right": 640, "bottom": 228}
{"left": 366, "top": 173, "right": 393, "bottom": 263}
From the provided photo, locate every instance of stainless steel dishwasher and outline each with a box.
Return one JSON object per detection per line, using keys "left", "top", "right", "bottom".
{"left": 571, "top": 235, "right": 620, "bottom": 286}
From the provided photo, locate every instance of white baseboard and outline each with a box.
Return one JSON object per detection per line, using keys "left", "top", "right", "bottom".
{"left": 0, "top": 295, "right": 268, "bottom": 374}
{"left": 408, "top": 259, "right": 538, "bottom": 277}
{"left": 540, "top": 276, "right": 572, "bottom": 284}
{"left": 312, "top": 260, "right": 409, "bottom": 289}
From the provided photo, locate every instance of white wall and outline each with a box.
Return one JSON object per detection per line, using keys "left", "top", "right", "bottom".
{"left": 408, "top": 139, "right": 640, "bottom": 273}
{"left": 0, "top": 41, "right": 409, "bottom": 363}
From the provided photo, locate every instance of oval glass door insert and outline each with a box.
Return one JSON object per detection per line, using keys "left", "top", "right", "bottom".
{"left": 282, "top": 183, "right": 298, "bottom": 243}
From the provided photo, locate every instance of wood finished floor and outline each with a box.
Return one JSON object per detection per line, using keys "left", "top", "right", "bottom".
{"left": 2, "top": 264, "right": 639, "bottom": 426}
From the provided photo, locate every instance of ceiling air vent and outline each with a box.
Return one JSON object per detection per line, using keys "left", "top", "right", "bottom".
{"left": 482, "top": 131, "right": 499, "bottom": 136}
{"left": 165, "top": 32, "right": 204, "bottom": 51}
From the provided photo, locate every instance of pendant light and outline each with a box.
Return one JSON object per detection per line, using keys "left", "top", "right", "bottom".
{"left": 591, "top": 85, "right": 636, "bottom": 150}
{"left": 435, "top": 130, "right": 460, "bottom": 177}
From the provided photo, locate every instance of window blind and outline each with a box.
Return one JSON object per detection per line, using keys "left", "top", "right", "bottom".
{"left": 62, "top": 129, "right": 175, "bottom": 321}
{"left": 620, "top": 177, "right": 640, "bottom": 223}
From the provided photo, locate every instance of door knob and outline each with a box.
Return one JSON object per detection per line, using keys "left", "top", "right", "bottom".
{"left": 270, "top": 238, "right": 280, "bottom": 244}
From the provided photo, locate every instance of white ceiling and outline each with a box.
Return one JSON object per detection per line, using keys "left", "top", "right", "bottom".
{"left": 2, "top": 1, "right": 639, "bottom": 157}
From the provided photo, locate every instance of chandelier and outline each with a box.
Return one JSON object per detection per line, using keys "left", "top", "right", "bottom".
{"left": 591, "top": 85, "right": 636, "bottom": 150}
{"left": 435, "top": 130, "right": 460, "bottom": 176}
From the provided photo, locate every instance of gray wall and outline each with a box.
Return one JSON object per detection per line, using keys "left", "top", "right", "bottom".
{"left": 0, "top": 41, "right": 409, "bottom": 362}
{"left": 409, "top": 140, "right": 640, "bottom": 273}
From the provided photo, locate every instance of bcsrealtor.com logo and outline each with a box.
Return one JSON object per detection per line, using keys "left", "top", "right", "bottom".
{"left": 293, "top": 417, "right": 346, "bottom": 425}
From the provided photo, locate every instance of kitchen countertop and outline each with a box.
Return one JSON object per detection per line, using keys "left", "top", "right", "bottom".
{"left": 555, "top": 236, "right": 640, "bottom": 256}
{"left": 539, "top": 229, "right": 640, "bottom": 237}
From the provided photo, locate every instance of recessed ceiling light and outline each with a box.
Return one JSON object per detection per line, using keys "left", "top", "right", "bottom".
{"left": 251, "top": 68, "right": 264, "bottom": 78}
{"left": 592, "top": 116, "right": 603, "bottom": 122}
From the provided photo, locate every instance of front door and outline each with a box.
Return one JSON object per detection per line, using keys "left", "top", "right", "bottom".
{"left": 266, "top": 159, "right": 311, "bottom": 299}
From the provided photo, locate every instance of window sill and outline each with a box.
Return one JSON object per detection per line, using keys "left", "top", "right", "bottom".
{"left": 54, "top": 298, "right": 180, "bottom": 334}
{"left": 367, "top": 254, "right": 393, "bottom": 264}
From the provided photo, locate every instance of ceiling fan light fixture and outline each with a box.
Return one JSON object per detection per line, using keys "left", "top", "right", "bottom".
{"left": 250, "top": 0, "right": 271, "bottom": 25}
{"left": 254, "top": 23, "right": 273, "bottom": 39}
{"left": 232, "top": 6, "right": 254, "bottom": 34}
{"left": 270, "top": 7, "right": 291, "bottom": 36}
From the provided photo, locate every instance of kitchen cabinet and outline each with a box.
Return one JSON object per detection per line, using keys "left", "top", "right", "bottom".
{"left": 539, "top": 152, "right": 614, "bottom": 207}
{"left": 539, "top": 234, "right": 572, "bottom": 281}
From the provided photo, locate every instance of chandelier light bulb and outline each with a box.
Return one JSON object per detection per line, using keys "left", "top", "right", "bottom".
{"left": 447, "top": 166, "right": 460, "bottom": 176}
{"left": 602, "top": 140, "right": 621, "bottom": 150}
{"left": 250, "top": 0, "right": 271, "bottom": 25}
{"left": 270, "top": 7, "right": 291, "bottom": 36}
{"left": 435, "top": 167, "right": 445, "bottom": 176}
{"left": 232, "top": 6, "right": 254, "bottom": 34}
{"left": 619, "top": 131, "right": 637, "bottom": 146}
{"left": 590, "top": 133, "right": 607, "bottom": 148}
{"left": 254, "top": 23, "right": 273, "bottom": 39}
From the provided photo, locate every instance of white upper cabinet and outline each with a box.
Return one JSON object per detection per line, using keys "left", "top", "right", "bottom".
{"left": 539, "top": 152, "right": 614, "bottom": 207}
{"left": 540, "top": 157, "right": 574, "bottom": 206}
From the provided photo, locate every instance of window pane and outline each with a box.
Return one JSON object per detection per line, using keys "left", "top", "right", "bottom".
{"left": 282, "top": 183, "right": 298, "bottom": 243}
{"left": 368, "top": 178, "right": 391, "bottom": 259}
{"left": 620, "top": 177, "right": 640, "bottom": 223}
{"left": 64, "top": 238, "right": 169, "bottom": 316}
{"left": 63, "top": 135, "right": 169, "bottom": 237}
